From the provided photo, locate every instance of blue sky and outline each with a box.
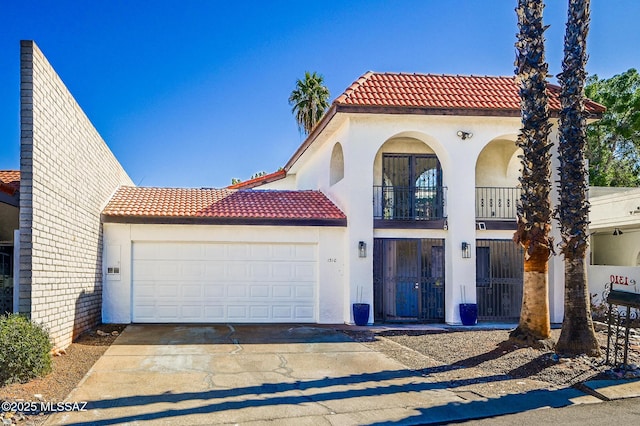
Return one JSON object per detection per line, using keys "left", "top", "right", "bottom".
{"left": 1, "top": 1, "right": 638, "bottom": 188}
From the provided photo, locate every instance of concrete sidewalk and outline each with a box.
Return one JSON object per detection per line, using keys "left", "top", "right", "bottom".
{"left": 45, "top": 324, "right": 640, "bottom": 425}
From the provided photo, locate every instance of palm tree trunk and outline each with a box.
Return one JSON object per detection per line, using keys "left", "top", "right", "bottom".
{"left": 511, "top": 245, "right": 552, "bottom": 346}
{"left": 510, "top": 0, "right": 554, "bottom": 348}
{"left": 557, "top": 257, "right": 599, "bottom": 355}
{"left": 555, "top": 0, "right": 600, "bottom": 356}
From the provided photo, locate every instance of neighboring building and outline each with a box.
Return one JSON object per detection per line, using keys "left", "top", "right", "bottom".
{"left": 588, "top": 187, "right": 640, "bottom": 302}
{"left": 0, "top": 170, "right": 19, "bottom": 314}
{"left": 589, "top": 186, "right": 640, "bottom": 267}
{"left": 101, "top": 72, "right": 605, "bottom": 326}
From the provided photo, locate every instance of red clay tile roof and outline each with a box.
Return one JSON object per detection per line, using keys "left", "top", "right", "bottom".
{"left": 102, "top": 186, "right": 346, "bottom": 223}
{"left": 282, "top": 72, "right": 606, "bottom": 173}
{"left": 0, "top": 170, "right": 20, "bottom": 195}
{"left": 198, "top": 190, "right": 345, "bottom": 220}
{"left": 333, "top": 72, "right": 605, "bottom": 114}
{"left": 103, "top": 187, "right": 231, "bottom": 217}
{"left": 228, "top": 169, "right": 287, "bottom": 189}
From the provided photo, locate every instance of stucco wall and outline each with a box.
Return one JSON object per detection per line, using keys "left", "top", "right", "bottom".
{"left": 589, "top": 188, "right": 640, "bottom": 229}
{"left": 19, "top": 41, "right": 133, "bottom": 348}
{"left": 591, "top": 232, "right": 640, "bottom": 267}
{"left": 103, "top": 224, "right": 346, "bottom": 324}
{"left": 267, "top": 111, "right": 567, "bottom": 324}
{"left": 475, "top": 139, "right": 522, "bottom": 187}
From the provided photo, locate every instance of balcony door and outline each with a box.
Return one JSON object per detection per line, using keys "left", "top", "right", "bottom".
{"left": 382, "top": 154, "right": 442, "bottom": 220}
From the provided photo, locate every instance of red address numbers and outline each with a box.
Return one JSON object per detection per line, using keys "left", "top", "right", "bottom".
{"left": 610, "top": 275, "right": 633, "bottom": 286}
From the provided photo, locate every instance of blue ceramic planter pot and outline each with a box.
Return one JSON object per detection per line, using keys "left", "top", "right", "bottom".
{"left": 352, "top": 303, "right": 370, "bottom": 326}
{"left": 459, "top": 303, "right": 478, "bottom": 326}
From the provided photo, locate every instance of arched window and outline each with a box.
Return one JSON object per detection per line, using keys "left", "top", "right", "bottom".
{"left": 330, "top": 143, "right": 344, "bottom": 185}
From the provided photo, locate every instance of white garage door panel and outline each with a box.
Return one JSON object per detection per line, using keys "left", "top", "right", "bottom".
{"left": 273, "top": 285, "right": 292, "bottom": 298}
{"left": 157, "top": 305, "right": 179, "bottom": 319}
{"left": 227, "top": 285, "right": 247, "bottom": 297}
{"left": 273, "top": 306, "right": 292, "bottom": 319}
{"left": 132, "top": 242, "right": 317, "bottom": 323}
{"left": 203, "top": 305, "right": 225, "bottom": 320}
{"left": 182, "top": 284, "right": 202, "bottom": 297}
{"left": 295, "top": 306, "right": 314, "bottom": 318}
{"left": 204, "top": 285, "right": 225, "bottom": 298}
{"left": 159, "top": 284, "right": 180, "bottom": 298}
{"left": 181, "top": 305, "right": 203, "bottom": 320}
{"left": 249, "top": 306, "right": 269, "bottom": 319}
{"left": 295, "top": 286, "right": 315, "bottom": 298}
{"left": 250, "top": 285, "right": 269, "bottom": 297}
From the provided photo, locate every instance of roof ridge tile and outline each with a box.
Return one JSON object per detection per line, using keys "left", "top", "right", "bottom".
{"left": 331, "top": 71, "right": 603, "bottom": 113}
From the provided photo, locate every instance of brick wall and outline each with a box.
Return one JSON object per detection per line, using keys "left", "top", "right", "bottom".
{"left": 19, "top": 41, "right": 133, "bottom": 348}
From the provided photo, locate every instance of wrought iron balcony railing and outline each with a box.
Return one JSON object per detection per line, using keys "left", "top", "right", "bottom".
{"left": 475, "top": 187, "right": 521, "bottom": 220}
{"left": 373, "top": 185, "right": 447, "bottom": 221}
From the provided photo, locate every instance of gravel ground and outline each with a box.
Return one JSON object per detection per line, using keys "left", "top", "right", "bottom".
{"left": 345, "top": 324, "right": 640, "bottom": 399}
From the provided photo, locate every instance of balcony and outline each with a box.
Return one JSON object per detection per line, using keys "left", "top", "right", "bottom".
{"left": 373, "top": 185, "right": 447, "bottom": 228}
{"left": 475, "top": 187, "right": 521, "bottom": 228}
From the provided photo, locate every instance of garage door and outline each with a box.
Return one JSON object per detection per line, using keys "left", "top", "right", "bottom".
{"left": 132, "top": 242, "right": 317, "bottom": 323}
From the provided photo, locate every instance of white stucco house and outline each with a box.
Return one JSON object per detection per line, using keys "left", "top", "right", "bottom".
{"left": 100, "top": 72, "right": 606, "bottom": 326}
{"left": 16, "top": 42, "right": 620, "bottom": 348}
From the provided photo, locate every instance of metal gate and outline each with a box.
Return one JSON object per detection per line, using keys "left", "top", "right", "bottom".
{"left": 374, "top": 238, "right": 445, "bottom": 322}
{"left": 476, "top": 239, "right": 523, "bottom": 321}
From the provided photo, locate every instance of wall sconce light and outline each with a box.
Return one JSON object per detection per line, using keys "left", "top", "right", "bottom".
{"left": 358, "top": 241, "right": 367, "bottom": 258}
{"left": 613, "top": 228, "right": 623, "bottom": 236}
{"left": 461, "top": 242, "right": 471, "bottom": 258}
{"left": 457, "top": 130, "right": 473, "bottom": 140}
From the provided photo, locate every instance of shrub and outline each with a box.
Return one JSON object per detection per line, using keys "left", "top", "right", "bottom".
{"left": 0, "top": 313, "right": 52, "bottom": 385}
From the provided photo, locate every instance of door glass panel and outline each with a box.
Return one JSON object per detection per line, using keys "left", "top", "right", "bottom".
{"left": 394, "top": 240, "right": 419, "bottom": 317}
{"left": 383, "top": 154, "right": 442, "bottom": 220}
{"left": 476, "top": 247, "right": 490, "bottom": 287}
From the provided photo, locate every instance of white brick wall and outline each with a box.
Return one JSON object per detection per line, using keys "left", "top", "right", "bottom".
{"left": 20, "top": 41, "right": 133, "bottom": 348}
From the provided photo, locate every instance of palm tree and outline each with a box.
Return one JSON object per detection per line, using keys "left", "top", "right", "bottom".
{"left": 555, "top": 0, "right": 600, "bottom": 356}
{"left": 510, "top": 0, "right": 554, "bottom": 349}
{"left": 289, "top": 71, "right": 330, "bottom": 135}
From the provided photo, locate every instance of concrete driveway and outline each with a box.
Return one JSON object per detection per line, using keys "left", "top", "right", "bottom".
{"left": 45, "top": 324, "right": 465, "bottom": 425}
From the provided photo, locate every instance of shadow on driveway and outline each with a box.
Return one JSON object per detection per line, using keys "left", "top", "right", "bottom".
{"left": 47, "top": 324, "right": 597, "bottom": 426}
